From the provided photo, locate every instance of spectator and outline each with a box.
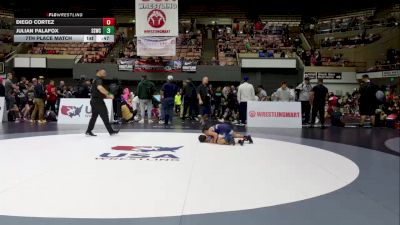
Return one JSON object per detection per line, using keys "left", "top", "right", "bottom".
{"left": 310, "top": 78, "right": 328, "bottom": 128}
{"left": 327, "top": 92, "right": 338, "bottom": 117}
{"left": 18, "top": 77, "right": 27, "bottom": 92}
{"left": 76, "top": 78, "right": 90, "bottom": 98}
{"left": 8, "top": 99, "right": 21, "bottom": 122}
{"left": 4, "top": 73, "right": 18, "bottom": 110}
{"left": 211, "top": 57, "right": 218, "bottom": 65}
{"left": 31, "top": 76, "right": 46, "bottom": 124}
{"left": 160, "top": 75, "right": 178, "bottom": 125}
{"left": 63, "top": 86, "right": 73, "bottom": 98}
{"left": 121, "top": 100, "right": 134, "bottom": 123}
{"left": 0, "top": 77, "right": 5, "bottom": 97}
{"left": 359, "top": 74, "right": 379, "bottom": 127}
{"left": 121, "top": 93, "right": 137, "bottom": 123}
{"left": 315, "top": 50, "right": 322, "bottom": 66}
{"left": 45, "top": 80, "right": 57, "bottom": 115}
{"left": 175, "top": 91, "right": 182, "bottom": 116}
{"left": 331, "top": 106, "right": 345, "bottom": 127}
{"left": 131, "top": 94, "right": 140, "bottom": 114}
{"left": 296, "top": 77, "right": 313, "bottom": 124}
{"left": 18, "top": 85, "right": 31, "bottom": 121}
{"left": 257, "top": 85, "right": 268, "bottom": 101}
{"left": 181, "top": 79, "right": 197, "bottom": 121}
{"left": 122, "top": 88, "right": 131, "bottom": 104}
{"left": 56, "top": 80, "right": 65, "bottom": 100}
{"left": 219, "top": 86, "right": 239, "bottom": 124}
{"left": 237, "top": 76, "right": 255, "bottom": 125}
{"left": 151, "top": 102, "right": 160, "bottom": 122}
{"left": 137, "top": 75, "right": 156, "bottom": 124}
{"left": 197, "top": 76, "right": 212, "bottom": 126}
{"left": 109, "top": 80, "right": 123, "bottom": 121}
{"left": 276, "top": 81, "right": 294, "bottom": 102}
{"left": 213, "top": 87, "right": 223, "bottom": 118}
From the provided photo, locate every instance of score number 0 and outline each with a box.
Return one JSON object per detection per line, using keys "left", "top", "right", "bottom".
{"left": 102, "top": 18, "right": 115, "bottom": 26}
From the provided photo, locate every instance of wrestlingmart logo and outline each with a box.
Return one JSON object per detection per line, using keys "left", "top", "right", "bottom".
{"left": 95, "top": 146, "right": 183, "bottom": 161}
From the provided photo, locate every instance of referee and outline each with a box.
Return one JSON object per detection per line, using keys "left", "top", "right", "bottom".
{"left": 85, "top": 69, "right": 119, "bottom": 136}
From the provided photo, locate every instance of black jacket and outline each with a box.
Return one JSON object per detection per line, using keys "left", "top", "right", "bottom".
{"left": 182, "top": 82, "right": 197, "bottom": 99}
{"left": 34, "top": 83, "right": 46, "bottom": 99}
{"left": 0, "top": 84, "right": 5, "bottom": 97}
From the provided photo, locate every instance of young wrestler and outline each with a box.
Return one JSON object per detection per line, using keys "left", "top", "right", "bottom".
{"left": 198, "top": 123, "right": 253, "bottom": 145}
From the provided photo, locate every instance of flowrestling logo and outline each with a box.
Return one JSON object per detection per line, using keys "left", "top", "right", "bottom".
{"left": 60, "top": 105, "right": 83, "bottom": 118}
{"left": 96, "top": 146, "right": 183, "bottom": 161}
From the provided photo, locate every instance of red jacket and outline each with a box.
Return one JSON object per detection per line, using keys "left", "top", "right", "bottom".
{"left": 46, "top": 84, "right": 57, "bottom": 103}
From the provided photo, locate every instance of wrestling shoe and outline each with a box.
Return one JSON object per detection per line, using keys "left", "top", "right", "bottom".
{"left": 238, "top": 140, "right": 244, "bottom": 146}
{"left": 244, "top": 135, "right": 253, "bottom": 144}
{"left": 228, "top": 137, "right": 235, "bottom": 145}
{"left": 85, "top": 131, "right": 97, "bottom": 137}
{"left": 110, "top": 130, "right": 120, "bottom": 136}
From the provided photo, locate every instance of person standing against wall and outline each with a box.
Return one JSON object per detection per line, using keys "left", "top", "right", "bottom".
{"left": 237, "top": 76, "right": 255, "bottom": 126}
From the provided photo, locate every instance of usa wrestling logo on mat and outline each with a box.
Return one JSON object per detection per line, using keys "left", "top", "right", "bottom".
{"left": 95, "top": 146, "right": 183, "bottom": 161}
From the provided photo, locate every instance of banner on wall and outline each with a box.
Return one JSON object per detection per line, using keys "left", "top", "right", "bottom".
{"left": 0, "top": 97, "right": 6, "bottom": 122}
{"left": 135, "top": 0, "right": 179, "bottom": 37}
{"left": 382, "top": 70, "right": 400, "bottom": 78}
{"left": 118, "top": 58, "right": 135, "bottom": 71}
{"left": 304, "top": 72, "right": 342, "bottom": 80}
{"left": 247, "top": 101, "right": 302, "bottom": 128}
{"left": 57, "top": 98, "right": 113, "bottom": 125}
{"left": 304, "top": 72, "right": 316, "bottom": 79}
{"left": 137, "top": 37, "right": 176, "bottom": 56}
{"left": 317, "top": 72, "right": 342, "bottom": 79}
{"left": 117, "top": 59, "right": 198, "bottom": 72}
{"left": 182, "top": 60, "right": 197, "bottom": 72}
{"left": 134, "top": 58, "right": 182, "bottom": 72}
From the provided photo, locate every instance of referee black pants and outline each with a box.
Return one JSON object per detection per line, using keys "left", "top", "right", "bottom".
{"left": 239, "top": 102, "right": 247, "bottom": 124}
{"left": 311, "top": 104, "right": 325, "bottom": 126}
{"left": 86, "top": 98, "right": 113, "bottom": 134}
{"left": 301, "top": 101, "right": 311, "bottom": 123}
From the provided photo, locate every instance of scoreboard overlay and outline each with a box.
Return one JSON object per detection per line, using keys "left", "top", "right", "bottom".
{"left": 14, "top": 18, "right": 115, "bottom": 43}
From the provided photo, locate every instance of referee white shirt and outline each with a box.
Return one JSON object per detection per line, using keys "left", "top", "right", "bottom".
{"left": 237, "top": 82, "right": 256, "bottom": 103}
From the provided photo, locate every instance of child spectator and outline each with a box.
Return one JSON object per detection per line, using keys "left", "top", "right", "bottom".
{"left": 174, "top": 92, "right": 182, "bottom": 116}
{"left": 151, "top": 103, "right": 160, "bottom": 122}
{"left": 331, "top": 107, "right": 345, "bottom": 127}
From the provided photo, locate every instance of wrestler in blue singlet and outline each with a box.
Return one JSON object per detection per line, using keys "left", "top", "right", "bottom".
{"left": 212, "top": 124, "right": 234, "bottom": 141}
